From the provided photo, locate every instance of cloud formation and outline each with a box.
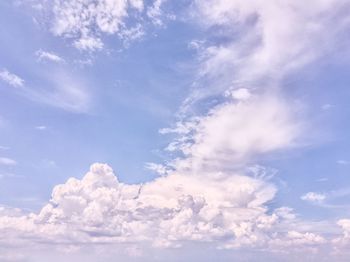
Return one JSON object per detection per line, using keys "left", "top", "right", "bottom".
{"left": 2, "top": 0, "right": 350, "bottom": 260}
{"left": 301, "top": 192, "right": 326, "bottom": 203}
{"left": 48, "top": 0, "right": 145, "bottom": 51}
{"left": 36, "top": 50, "right": 65, "bottom": 63}
{"left": 164, "top": 93, "right": 301, "bottom": 174}
{"left": 0, "top": 163, "right": 276, "bottom": 247}
{"left": 0, "top": 163, "right": 334, "bottom": 253}
{"left": 182, "top": 0, "right": 350, "bottom": 106}
{"left": 0, "top": 69, "right": 24, "bottom": 88}
{"left": 0, "top": 163, "right": 349, "bottom": 260}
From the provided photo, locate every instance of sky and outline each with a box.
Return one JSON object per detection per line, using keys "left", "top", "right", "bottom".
{"left": 1, "top": 0, "right": 350, "bottom": 261}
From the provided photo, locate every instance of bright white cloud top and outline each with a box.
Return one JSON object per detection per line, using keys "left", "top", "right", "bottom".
{"left": 1, "top": 0, "right": 350, "bottom": 261}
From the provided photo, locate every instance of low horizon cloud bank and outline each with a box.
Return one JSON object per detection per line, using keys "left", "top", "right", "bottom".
{"left": 0, "top": 162, "right": 350, "bottom": 260}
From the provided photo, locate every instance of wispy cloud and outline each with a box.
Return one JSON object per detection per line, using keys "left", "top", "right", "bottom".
{"left": 0, "top": 69, "right": 24, "bottom": 88}
{"left": 0, "top": 157, "right": 17, "bottom": 166}
{"left": 21, "top": 69, "right": 92, "bottom": 113}
{"left": 35, "top": 50, "right": 65, "bottom": 63}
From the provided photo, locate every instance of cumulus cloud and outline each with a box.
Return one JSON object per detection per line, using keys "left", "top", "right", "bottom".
{"left": 0, "top": 163, "right": 279, "bottom": 249}
{"left": 301, "top": 192, "right": 326, "bottom": 203}
{"left": 333, "top": 219, "right": 350, "bottom": 254}
{"left": 0, "top": 163, "right": 348, "bottom": 260}
{"left": 0, "top": 69, "right": 24, "bottom": 88}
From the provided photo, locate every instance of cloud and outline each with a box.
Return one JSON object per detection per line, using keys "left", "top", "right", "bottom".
{"left": 227, "top": 88, "right": 251, "bottom": 101}
{"left": 2, "top": 0, "right": 350, "bottom": 259}
{"left": 165, "top": 93, "right": 301, "bottom": 174}
{"left": 301, "top": 192, "right": 326, "bottom": 203}
{"left": 0, "top": 163, "right": 277, "bottom": 249}
{"left": 182, "top": 0, "right": 350, "bottom": 107}
{"left": 35, "top": 126, "right": 47, "bottom": 130}
{"left": 47, "top": 0, "right": 145, "bottom": 51}
{"left": 333, "top": 219, "right": 350, "bottom": 251}
{"left": 147, "top": 0, "right": 171, "bottom": 26}
{"left": 0, "top": 163, "right": 349, "bottom": 260}
{"left": 0, "top": 157, "right": 17, "bottom": 166}
{"left": 144, "top": 162, "right": 169, "bottom": 175}
{"left": 0, "top": 67, "right": 91, "bottom": 113}
{"left": 0, "top": 69, "right": 24, "bottom": 88}
{"left": 22, "top": 69, "right": 92, "bottom": 113}
{"left": 36, "top": 50, "right": 65, "bottom": 63}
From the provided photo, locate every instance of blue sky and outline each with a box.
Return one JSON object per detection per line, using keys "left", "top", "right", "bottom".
{"left": 1, "top": 0, "right": 350, "bottom": 261}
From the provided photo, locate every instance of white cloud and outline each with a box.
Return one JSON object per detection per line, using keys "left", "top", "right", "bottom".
{"left": 145, "top": 162, "right": 169, "bottom": 175}
{"left": 2, "top": 0, "right": 350, "bottom": 259}
{"left": 228, "top": 88, "right": 251, "bottom": 101}
{"left": 118, "top": 23, "right": 145, "bottom": 45}
{"left": 270, "top": 231, "right": 326, "bottom": 249}
{"left": 147, "top": 0, "right": 170, "bottom": 26}
{"left": 183, "top": 0, "right": 350, "bottom": 107}
{"left": 166, "top": 93, "right": 301, "bottom": 174}
{"left": 49, "top": 0, "right": 146, "bottom": 51}
{"left": 333, "top": 219, "right": 350, "bottom": 249}
{"left": 36, "top": 50, "right": 65, "bottom": 63}
{"left": 0, "top": 163, "right": 283, "bottom": 250}
{"left": 0, "top": 69, "right": 24, "bottom": 88}
{"left": 73, "top": 36, "right": 104, "bottom": 52}
{"left": 0, "top": 163, "right": 347, "bottom": 259}
{"left": 301, "top": 192, "right": 326, "bottom": 203}
{"left": 0, "top": 157, "right": 17, "bottom": 166}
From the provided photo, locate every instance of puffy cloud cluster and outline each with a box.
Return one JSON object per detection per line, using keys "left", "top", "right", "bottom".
{"left": 49, "top": 0, "right": 145, "bottom": 51}
{"left": 0, "top": 163, "right": 281, "bottom": 249}
{"left": 334, "top": 219, "right": 350, "bottom": 246}
{"left": 2, "top": 163, "right": 349, "bottom": 258}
